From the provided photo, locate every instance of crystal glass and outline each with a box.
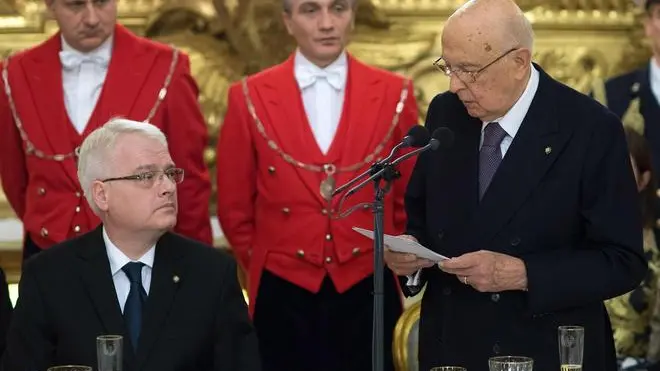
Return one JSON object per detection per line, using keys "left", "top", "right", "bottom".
{"left": 488, "top": 356, "right": 534, "bottom": 371}
{"left": 47, "top": 367, "right": 92, "bottom": 371}
{"left": 97, "top": 334, "right": 123, "bottom": 371}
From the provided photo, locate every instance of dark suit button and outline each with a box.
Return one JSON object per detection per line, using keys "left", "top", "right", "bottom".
{"left": 437, "top": 231, "right": 444, "bottom": 240}
{"left": 493, "top": 343, "right": 501, "bottom": 354}
{"left": 510, "top": 237, "right": 521, "bottom": 246}
{"left": 491, "top": 293, "right": 500, "bottom": 302}
{"left": 443, "top": 287, "right": 451, "bottom": 295}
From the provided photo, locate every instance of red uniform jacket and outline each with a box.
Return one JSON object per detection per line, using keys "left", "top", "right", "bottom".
{"left": 0, "top": 24, "right": 212, "bottom": 248}
{"left": 216, "top": 54, "right": 419, "bottom": 315}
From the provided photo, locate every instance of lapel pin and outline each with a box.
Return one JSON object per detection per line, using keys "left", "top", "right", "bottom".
{"left": 544, "top": 146, "right": 552, "bottom": 155}
{"left": 173, "top": 275, "right": 180, "bottom": 283}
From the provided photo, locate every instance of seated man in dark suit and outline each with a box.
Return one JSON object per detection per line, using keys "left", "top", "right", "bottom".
{"left": 1, "top": 118, "right": 260, "bottom": 371}
{"left": 384, "top": 0, "right": 647, "bottom": 370}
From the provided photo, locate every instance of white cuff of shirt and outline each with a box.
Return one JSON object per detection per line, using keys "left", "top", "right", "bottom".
{"left": 406, "top": 269, "right": 423, "bottom": 286}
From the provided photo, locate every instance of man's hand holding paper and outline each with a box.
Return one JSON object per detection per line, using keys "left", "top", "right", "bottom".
{"left": 383, "top": 235, "right": 436, "bottom": 276}
{"left": 439, "top": 250, "right": 528, "bottom": 292}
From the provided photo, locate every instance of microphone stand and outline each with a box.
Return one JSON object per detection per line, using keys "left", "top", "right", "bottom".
{"left": 369, "top": 162, "right": 399, "bottom": 371}
{"left": 334, "top": 139, "right": 440, "bottom": 371}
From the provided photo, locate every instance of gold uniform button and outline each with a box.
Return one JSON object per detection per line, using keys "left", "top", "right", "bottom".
{"left": 268, "top": 166, "right": 276, "bottom": 174}
{"left": 75, "top": 206, "right": 81, "bottom": 213}
{"left": 37, "top": 187, "right": 46, "bottom": 196}
{"left": 352, "top": 247, "right": 360, "bottom": 255}
{"left": 75, "top": 191, "right": 81, "bottom": 198}
{"left": 40, "top": 227, "right": 48, "bottom": 237}
{"left": 73, "top": 225, "right": 81, "bottom": 233}
{"left": 325, "top": 234, "right": 332, "bottom": 241}
{"left": 282, "top": 207, "right": 290, "bottom": 215}
{"left": 321, "top": 208, "right": 328, "bottom": 215}
{"left": 325, "top": 257, "right": 332, "bottom": 264}
{"left": 296, "top": 249, "right": 305, "bottom": 258}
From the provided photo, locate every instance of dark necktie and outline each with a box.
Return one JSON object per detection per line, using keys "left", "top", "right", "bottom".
{"left": 122, "top": 262, "right": 147, "bottom": 351}
{"left": 479, "top": 122, "right": 507, "bottom": 200}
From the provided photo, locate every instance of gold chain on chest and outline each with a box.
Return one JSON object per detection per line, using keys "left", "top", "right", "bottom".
{"left": 0, "top": 46, "right": 180, "bottom": 161}
{"left": 241, "top": 76, "right": 410, "bottom": 200}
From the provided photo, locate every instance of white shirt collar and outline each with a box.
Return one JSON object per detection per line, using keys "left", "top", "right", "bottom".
{"left": 61, "top": 33, "right": 113, "bottom": 64}
{"left": 650, "top": 58, "right": 660, "bottom": 89}
{"left": 294, "top": 49, "right": 348, "bottom": 90}
{"left": 103, "top": 226, "right": 156, "bottom": 276}
{"left": 649, "top": 58, "right": 660, "bottom": 82}
{"left": 482, "top": 64, "right": 540, "bottom": 138}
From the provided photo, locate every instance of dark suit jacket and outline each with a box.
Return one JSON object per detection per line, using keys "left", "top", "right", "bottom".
{"left": 404, "top": 65, "right": 647, "bottom": 371}
{"left": 604, "top": 67, "right": 660, "bottom": 173}
{"left": 1, "top": 226, "right": 261, "bottom": 371}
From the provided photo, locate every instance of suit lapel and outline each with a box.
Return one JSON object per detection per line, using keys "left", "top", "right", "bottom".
{"left": 77, "top": 226, "right": 136, "bottom": 367}
{"left": 89, "top": 24, "right": 156, "bottom": 132}
{"left": 472, "top": 68, "right": 572, "bottom": 244}
{"left": 136, "top": 233, "right": 182, "bottom": 369}
{"left": 22, "top": 33, "right": 79, "bottom": 185}
{"left": 253, "top": 56, "right": 327, "bottom": 203}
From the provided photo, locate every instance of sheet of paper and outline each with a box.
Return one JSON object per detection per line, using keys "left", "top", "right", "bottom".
{"left": 352, "top": 227, "right": 450, "bottom": 262}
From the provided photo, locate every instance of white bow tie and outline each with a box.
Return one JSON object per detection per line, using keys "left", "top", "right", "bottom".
{"left": 296, "top": 66, "right": 344, "bottom": 90}
{"left": 59, "top": 50, "right": 109, "bottom": 70}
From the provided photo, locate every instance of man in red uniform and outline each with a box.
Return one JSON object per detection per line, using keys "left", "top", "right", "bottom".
{"left": 216, "top": 0, "right": 419, "bottom": 370}
{"left": 0, "top": 0, "right": 212, "bottom": 261}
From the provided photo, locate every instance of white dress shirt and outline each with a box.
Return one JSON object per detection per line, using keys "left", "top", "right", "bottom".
{"left": 103, "top": 227, "right": 154, "bottom": 313}
{"left": 650, "top": 58, "right": 660, "bottom": 106}
{"left": 60, "top": 35, "right": 113, "bottom": 134}
{"left": 294, "top": 49, "right": 348, "bottom": 154}
{"left": 480, "top": 65, "right": 540, "bottom": 156}
{"left": 406, "top": 65, "right": 540, "bottom": 287}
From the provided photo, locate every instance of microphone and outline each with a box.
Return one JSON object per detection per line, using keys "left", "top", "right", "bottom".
{"left": 388, "top": 127, "right": 454, "bottom": 167}
{"left": 402, "top": 125, "right": 431, "bottom": 148}
{"left": 332, "top": 125, "right": 430, "bottom": 197}
{"left": 372, "top": 125, "right": 430, "bottom": 166}
{"left": 345, "top": 127, "right": 455, "bottom": 197}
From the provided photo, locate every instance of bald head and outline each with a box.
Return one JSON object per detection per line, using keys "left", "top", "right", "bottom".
{"left": 438, "top": 0, "right": 535, "bottom": 122}
{"left": 444, "top": 0, "right": 534, "bottom": 55}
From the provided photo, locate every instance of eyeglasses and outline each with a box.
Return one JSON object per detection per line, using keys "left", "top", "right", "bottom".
{"left": 101, "top": 168, "right": 185, "bottom": 188}
{"left": 433, "top": 47, "right": 519, "bottom": 83}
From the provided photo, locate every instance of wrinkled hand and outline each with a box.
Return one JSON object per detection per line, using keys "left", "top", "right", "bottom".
{"left": 384, "top": 235, "right": 436, "bottom": 276}
{"left": 439, "top": 250, "right": 528, "bottom": 292}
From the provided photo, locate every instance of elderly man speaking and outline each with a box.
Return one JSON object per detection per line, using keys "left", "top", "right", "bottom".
{"left": 384, "top": 0, "right": 646, "bottom": 370}
{"left": 2, "top": 118, "right": 260, "bottom": 371}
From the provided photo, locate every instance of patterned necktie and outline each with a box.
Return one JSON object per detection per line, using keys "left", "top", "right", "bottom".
{"left": 122, "top": 262, "right": 147, "bottom": 351}
{"left": 479, "top": 122, "right": 507, "bottom": 200}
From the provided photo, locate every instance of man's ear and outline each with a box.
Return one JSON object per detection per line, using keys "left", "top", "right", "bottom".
{"left": 92, "top": 181, "right": 110, "bottom": 212}
{"left": 282, "top": 11, "right": 294, "bottom": 36}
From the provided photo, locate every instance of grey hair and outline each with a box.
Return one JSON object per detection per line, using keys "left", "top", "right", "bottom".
{"left": 77, "top": 118, "right": 168, "bottom": 215}
{"left": 509, "top": 9, "right": 535, "bottom": 53}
